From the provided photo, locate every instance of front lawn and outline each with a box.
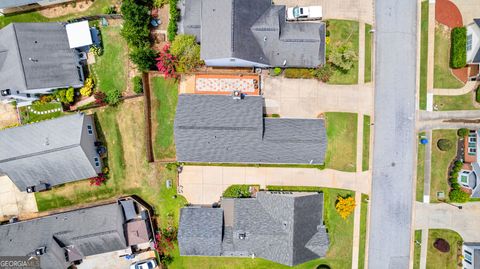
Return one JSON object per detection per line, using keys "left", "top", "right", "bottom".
{"left": 325, "top": 112, "right": 358, "bottom": 172}
{"left": 327, "top": 20, "right": 359, "bottom": 85}
{"left": 430, "top": 130, "right": 457, "bottom": 202}
{"left": 417, "top": 132, "right": 426, "bottom": 202}
{"left": 151, "top": 77, "right": 178, "bottom": 160}
{"left": 362, "top": 115, "right": 371, "bottom": 171}
{"left": 434, "top": 92, "right": 479, "bottom": 110}
{"left": 364, "top": 24, "right": 372, "bottom": 83}
{"left": 426, "top": 229, "right": 463, "bottom": 269}
{"left": 19, "top": 102, "right": 63, "bottom": 124}
{"left": 90, "top": 25, "right": 128, "bottom": 104}
{"left": 170, "top": 188, "right": 356, "bottom": 269}
{"left": 419, "top": 1, "right": 429, "bottom": 110}
{"left": 434, "top": 25, "right": 464, "bottom": 89}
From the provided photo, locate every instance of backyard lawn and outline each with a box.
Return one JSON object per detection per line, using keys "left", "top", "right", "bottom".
{"left": 171, "top": 188, "right": 356, "bottom": 269}
{"left": 325, "top": 112, "right": 358, "bottom": 172}
{"left": 426, "top": 229, "right": 463, "bottom": 269}
{"left": 151, "top": 77, "right": 178, "bottom": 160}
{"left": 417, "top": 132, "right": 426, "bottom": 202}
{"left": 35, "top": 99, "right": 187, "bottom": 228}
{"left": 419, "top": 1, "right": 429, "bottom": 110}
{"left": 19, "top": 102, "right": 63, "bottom": 124}
{"left": 413, "top": 230, "right": 422, "bottom": 269}
{"left": 430, "top": 130, "right": 457, "bottom": 202}
{"left": 434, "top": 25, "right": 464, "bottom": 89}
{"left": 90, "top": 25, "right": 128, "bottom": 104}
{"left": 327, "top": 20, "right": 359, "bottom": 85}
{"left": 364, "top": 24, "right": 372, "bottom": 83}
{"left": 362, "top": 115, "right": 371, "bottom": 171}
{"left": 434, "top": 92, "right": 479, "bottom": 110}
{"left": 0, "top": 0, "right": 117, "bottom": 28}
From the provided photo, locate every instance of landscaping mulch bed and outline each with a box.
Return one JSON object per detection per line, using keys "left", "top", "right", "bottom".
{"left": 435, "top": 0, "right": 463, "bottom": 28}
{"left": 434, "top": 238, "right": 451, "bottom": 252}
{"left": 452, "top": 67, "right": 468, "bottom": 83}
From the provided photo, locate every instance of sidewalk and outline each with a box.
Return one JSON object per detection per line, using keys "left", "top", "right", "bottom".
{"left": 433, "top": 81, "right": 479, "bottom": 96}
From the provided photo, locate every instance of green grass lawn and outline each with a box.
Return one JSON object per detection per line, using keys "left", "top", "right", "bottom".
{"left": 434, "top": 92, "right": 479, "bottom": 110}
{"left": 362, "top": 115, "right": 371, "bottom": 171}
{"left": 419, "top": 1, "right": 429, "bottom": 110}
{"left": 430, "top": 130, "right": 457, "bottom": 202}
{"left": 327, "top": 20, "right": 359, "bottom": 85}
{"left": 358, "top": 194, "right": 368, "bottom": 269}
{"left": 413, "top": 230, "right": 422, "bottom": 269}
{"left": 434, "top": 25, "right": 465, "bottom": 89}
{"left": 171, "top": 188, "right": 355, "bottom": 269}
{"left": 417, "top": 132, "right": 426, "bottom": 202}
{"left": 151, "top": 77, "right": 178, "bottom": 160}
{"left": 19, "top": 102, "right": 63, "bottom": 124}
{"left": 90, "top": 25, "right": 128, "bottom": 104}
{"left": 325, "top": 112, "right": 358, "bottom": 172}
{"left": 426, "top": 229, "right": 463, "bottom": 269}
{"left": 364, "top": 24, "right": 372, "bottom": 83}
{"left": 0, "top": 0, "right": 116, "bottom": 28}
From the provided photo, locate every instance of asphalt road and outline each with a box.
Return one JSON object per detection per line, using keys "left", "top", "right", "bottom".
{"left": 367, "top": 0, "right": 418, "bottom": 268}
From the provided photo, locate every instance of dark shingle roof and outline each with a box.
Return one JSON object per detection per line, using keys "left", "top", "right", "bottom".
{"left": 178, "top": 207, "right": 223, "bottom": 256}
{"left": 174, "top": 95, "right": 327, "bottom": 164}
{"left": 0, "top": 203, "right": 127, "bottom": 269}
{"left": 0, "top": 113, "right": 99, "bottom": 191}
{"left": 0, "top": 23, "right": 83, "bottom": 91}
{"left": 0, "top": 0, "right": 39, "bottom": 9}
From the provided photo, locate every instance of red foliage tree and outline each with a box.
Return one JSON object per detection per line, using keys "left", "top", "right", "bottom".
{"left": 155, "top": 44, "right": 177, "bottom": 78}
{"left": 89, "top": 173, "right": 107, "bottom": 186}
{"left": 93, "top": 91, "right": 107, "bottom": 105}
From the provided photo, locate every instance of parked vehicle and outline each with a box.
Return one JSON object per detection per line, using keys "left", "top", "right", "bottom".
{"left": 130, "top": 259, "right": 158, "bottom": 269}
{"left": 286, "top": 6, "right": 322, "bottom": 21}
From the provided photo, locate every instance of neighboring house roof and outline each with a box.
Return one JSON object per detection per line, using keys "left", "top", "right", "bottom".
{"left": 0, "top": 0, "right": 39, "bottom": 9}
{"left": 180, "top": 0, "right": 326, "bottom": 67}
{"left": 178, "top": 207, "right": 224, "bottom": 256}
{"left": 0, "top": 113, "right": 99, "bottom": 191}
{"left": 0, "top": 203, "right": 127, "bottom": 269}
{"left": 174, "top": 94, "right": 327, "bottom": 164}
{"left": 178, "top": 192, "right": 329, "bottom": 266}
{"left": 0, "top": 23, "right": 82, "bottom": 92}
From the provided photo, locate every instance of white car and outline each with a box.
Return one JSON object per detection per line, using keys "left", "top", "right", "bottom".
{"left": 286, "top": 6, "right": 322, "bottom": 21}
{"left": 129, "top": 259, "right": 158, "bottom": 269}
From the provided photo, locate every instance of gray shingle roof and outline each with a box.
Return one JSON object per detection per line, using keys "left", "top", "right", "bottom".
{"left": 174, "top": 94, "right": 327, "bottom": 164}
{"left": 179, "top": 192, "right": 329, "bottom": 266}
{"left": 178, "top": 207, "right": 223, "bottom": 256}
{"left": 0, "top": 23, "right": 83, "bottom": 91}
{"left": 180, "top": 0, "right": 325, "bottom": 67}
{"left": 0, "top": 113, "right": 100, "bottom": 191}
{"left": 0, "top": 203, "right": 127, "bottom": 269}
{"left": 0, "top": 0, "right": 39, "bottom": 9}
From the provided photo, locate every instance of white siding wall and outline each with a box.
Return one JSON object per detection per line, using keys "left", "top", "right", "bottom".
{"left": 467, "top": 23, "right": 480, "bottom": 63}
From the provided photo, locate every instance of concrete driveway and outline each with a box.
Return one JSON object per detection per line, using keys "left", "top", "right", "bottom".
{"left": 274, "top": 0, "right": 374, "bottom": 24}
{"left": 452, "top": 0, "right": 480, "bottom": 25}
{"left": 78, "top": 250, "right": 157, "bottom": 269}
{"left": 0, "top": 176, "right": 37, "bottom": 221}
{"left": 178, "top": 165, "right": 370, "bottom": 205}
{"left": 414, "top": 202, "right": 480, "bottom": 241}
{"left": 262, "top": 76, "right": 374, "bottom": 118}
{"left": 0, "top": 103, "right": 18, "bottom": 129}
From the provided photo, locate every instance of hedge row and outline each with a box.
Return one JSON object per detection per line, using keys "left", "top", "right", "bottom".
{"left": 167, "top": 0, "right": 179, "bottom": 41}
{"left": 450, "top": 27, "right": 467, "bottom": 68}
{"left": 223, "top": 185, "right": 258, "bottom": 198}
{"left": 283, "top": 68, "right": 315, "bottom": 79}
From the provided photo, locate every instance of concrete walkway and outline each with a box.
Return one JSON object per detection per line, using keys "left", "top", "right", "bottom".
{"left": 263, "top": 77, "right": 374, "bottom": 118}
{"left": 178, "top": 166, "right": 371, "bottom": 204}
{"left": 415, "top": 201, "right": 480, "bottom": 241}
{"left": 433, "top": 81, "right": 479, "bottom": 96}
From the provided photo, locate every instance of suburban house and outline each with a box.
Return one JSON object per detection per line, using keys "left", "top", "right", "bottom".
{"left": 0, "top": 113, "right": 103, "bottom": 192}
{"left": 467, "top": 19, "right": 480, "bottom": 80}
{"left": 178, "top": 191, "right": 329, "bottom": 266}
{"left": 0, "top": 197, "right": 155, "bottom": 269}
{"left": 0, "top": 0, "right": 73, "bottom": 15}
{"left": 457, "top": 130, "right": 480, "bottom": 198}
{"left": 462, "top": 243, "right": 480, "bottom": 269}
{"left": 0, "top": 22, "right": 94, "bottom": 106}
{"left": 179, "top": 0, "right": 326, "bottom": 68}
{"left": 174, "top": 94, "right": 327, "bottom": 164}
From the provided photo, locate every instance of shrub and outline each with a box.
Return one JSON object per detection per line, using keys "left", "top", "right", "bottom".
{"left": 120, "top": 0, "right": 151, "bottom": 47}
{"left": 90, "top": 45, "right": 103, "bottom": 56}
{"left": 311, "top": 63, "right": 334, "bottom": 82}
{"left": 328, "top": 42, "right": 358, "bottom": 72}
{"left": 433, "top": 238, "right": 451, "bottom": 252}
{"left": 132, "top": 76, "right": 143, "bottom": 94}
{"left": 450, "top": 27, "right": 467, "bottom": 68}
{"left": 80, "top": 77, "right": 94, "bottom": 97}
{"left": 156, "top": 44, "right": 177, "bottom": 78}
{"left": 335, "top": 196, "right": 356, "bottom": 220}
{"left": 437, "top": 139, "right": 453, "bottom": 151}
{"left": 39, "top": 95, "right": 54, "bottom": 104}
{"left": 449, "top": 188, "right": 470, "bottom": 203}
{"left": 457, "top": 128, "right": 469, "bottom": 137}
{"left": 103, "top": 5, "right": 116, "bottom": 14}
{"left": 451, "top": 182, "right": 461, "bottom": 190}
{"left": 154, "top": 0, "right": 169, "bottom": 7}
{"left": 476, "top": 86, "right": 480, "bottom": 103}
{"left": 129, "top": 46, "right": 158, "bottom": 72}
{"left": 54, "top": 87, "right": 74, "bottom": 104}
{"left": 94, "top": 91, "right": 107, "bottom": 105}
{"left": 167, "top": 0, "right": 180, "bottom": 41}
{"left": 284, "top": 68, "right": 314, "bottom": 79}
{"left": 454, "top": 160, "right": 463, "bottom": 169}
{"left": 89, "top": 173, "right": 107, "bottom": 186}
{"left": 273, "top": 67, "right": 282, "bottom": 76}
{"left": 450, "top": 171, "right": 459, "bottom": 179}
{"left": 170, "top": 34, "right": 202, "bottom": 72}
{"left": 223, "top": 185, "right": 252, "bottom": 198}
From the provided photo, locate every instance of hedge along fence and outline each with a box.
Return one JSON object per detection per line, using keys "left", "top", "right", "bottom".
{"left": 168, "top": 0, "right": 180, "bottom": 41}
{"left": 450, "top": 27, "right": 467, "bottom": 68}
{"left": 222, "top": 185, "right": 260, "bottom": 198}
